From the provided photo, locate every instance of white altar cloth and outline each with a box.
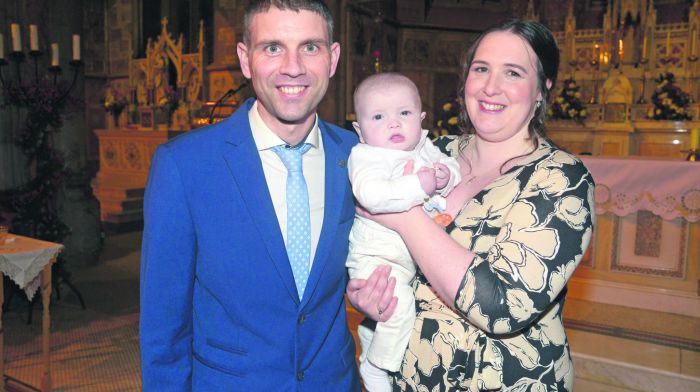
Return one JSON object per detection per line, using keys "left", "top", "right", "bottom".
{"left": 0, "top": 235, "right": 63, "bottom": 299}
{"left": 581, "top": 156, "right": 700, "bottom": 222}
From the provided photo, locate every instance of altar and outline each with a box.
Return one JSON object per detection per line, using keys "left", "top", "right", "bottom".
{"left": 570, "top": 156, "right": 700, "bottom": 317}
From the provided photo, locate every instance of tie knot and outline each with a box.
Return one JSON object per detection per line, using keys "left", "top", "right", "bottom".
{"left": 273, "top": 143, "right": 311, "bottom": 172}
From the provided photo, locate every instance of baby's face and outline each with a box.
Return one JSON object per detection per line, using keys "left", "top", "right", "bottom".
{"left": 353, "top": 83, "right": 425, "bottom": 151}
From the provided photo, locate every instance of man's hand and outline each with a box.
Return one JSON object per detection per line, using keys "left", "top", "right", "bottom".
{"left": 346, "top": 265, "right": 398, "bottom": 322}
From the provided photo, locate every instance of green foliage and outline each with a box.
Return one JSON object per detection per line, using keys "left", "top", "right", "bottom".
{"left": 0, "top": 80, "right": 73, "bottom": 242}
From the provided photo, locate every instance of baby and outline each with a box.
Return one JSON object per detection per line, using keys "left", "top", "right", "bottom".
{"left": 346, "top": 72, "right": 461, "bottom": 391}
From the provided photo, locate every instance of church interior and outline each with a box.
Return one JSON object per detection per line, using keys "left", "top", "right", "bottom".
{"left": 1, "top": 0, "right": 699, "bottom": 390}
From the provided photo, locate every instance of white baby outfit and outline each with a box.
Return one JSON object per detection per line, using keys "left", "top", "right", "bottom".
{"left": 346, "top": 130, "right": 461, "bottom": 390}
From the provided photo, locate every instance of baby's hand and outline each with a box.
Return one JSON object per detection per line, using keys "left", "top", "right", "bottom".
{"left": 434, "top": 163, "right": 450, "bottom": 190}
{"left": 416, "top": 167, "right": 437, "bottom": 196}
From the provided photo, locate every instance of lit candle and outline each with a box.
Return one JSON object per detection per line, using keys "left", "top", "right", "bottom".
{"left": 11, "top": 23, "right": 21, "bottom": 52}
{"left": 72, "top": 34, "right": 80, "bottom": 61}
{"left": 691, "top": 128, "right": 699, "bottom": 150}
{"left": 642, "top": 35, "right": 647, "bottom": 58}
{"left": 0, "top": 34, "right": 4, "bottom": 59}
{"left": 29, "top": 24, "right": 38, "bottom": 51}
{"left": 594, "top": 42, "right": 600, "bottom": 62}
{"left": 51, "top": 43, "right": 59, "bottom": 66}
{"left": 665, "top": 31, "right": 671, "bottom": 56}
{"left": 618, "top": 39, "right": 624, "bottom": 61}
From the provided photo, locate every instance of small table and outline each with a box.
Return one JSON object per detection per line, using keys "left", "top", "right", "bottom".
{"left": 0, "top": 235, "right": 63, "bottom": 392}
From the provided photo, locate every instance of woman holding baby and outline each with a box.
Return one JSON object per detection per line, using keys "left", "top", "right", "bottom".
{"left": 348, "top": 19, "right": 595, "bottom": 391}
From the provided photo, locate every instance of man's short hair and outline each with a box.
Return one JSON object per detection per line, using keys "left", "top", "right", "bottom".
{"left": 243, "top": 0, "right": 334, "bottom": 45}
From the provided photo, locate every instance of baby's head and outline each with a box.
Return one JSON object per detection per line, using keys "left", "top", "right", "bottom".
{"left": 353, "top": 73, "right": 426, "bottom": 151}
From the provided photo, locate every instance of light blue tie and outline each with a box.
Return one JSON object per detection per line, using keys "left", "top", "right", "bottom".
{"left": 273, "top": 143, "right": 312, "bottom": 299}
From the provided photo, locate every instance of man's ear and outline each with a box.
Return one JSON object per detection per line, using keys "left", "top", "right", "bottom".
{"left": 329, "top": 42, "right": 341, "bottom": 77}
{"left": 237, "top": 42, "right": 252, "bottom": 79}
{"left": 420, "top": 112, "right": 426, "bottom": 121}
{"left": 352, "top": 121, "right": 364, "bottom": 143}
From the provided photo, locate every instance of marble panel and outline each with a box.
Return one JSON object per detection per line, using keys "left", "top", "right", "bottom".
{"left": 568, "top": 329, "right": 680, "bottom": 373}
{"left": 573, "top": 352, "right": 700, "bottom": 392}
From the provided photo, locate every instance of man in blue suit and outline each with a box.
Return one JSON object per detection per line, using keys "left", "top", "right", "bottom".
{"left": 139, "top": 1, "right": 362, "bottom": 390}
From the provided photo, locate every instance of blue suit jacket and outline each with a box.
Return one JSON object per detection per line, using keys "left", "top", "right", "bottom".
{"left": 140, "top": 99, "right": 361, "bottom": 391}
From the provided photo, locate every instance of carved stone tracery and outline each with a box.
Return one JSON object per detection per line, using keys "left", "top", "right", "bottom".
{"left": 128, "top": 17, "right": 205, "bottom": 130}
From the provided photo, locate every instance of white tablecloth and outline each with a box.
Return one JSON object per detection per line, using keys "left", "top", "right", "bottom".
{"left": 0, "top": 235, "right": 63, "bottom": 300}
{"left": 581, "top": 156, "right": 700, "bottom": 222}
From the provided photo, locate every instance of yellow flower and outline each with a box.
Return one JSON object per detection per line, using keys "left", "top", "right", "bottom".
{"left": 443, "top": 102, "right": 452, "bottom": 111}
{"left": 437, "top": 120, "right": 443, "bottom": 127}
{"left": 447, "top": 116, "right": 458, "bottom": 125}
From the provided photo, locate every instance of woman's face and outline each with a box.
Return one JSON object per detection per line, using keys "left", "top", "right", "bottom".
{"left": 464, "top": 31, "right": 543, "bottom": 143}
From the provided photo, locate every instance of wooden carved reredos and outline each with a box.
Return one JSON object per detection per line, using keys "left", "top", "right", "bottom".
{"left": 129, "top": 17, "right": 205, "bottom": 130}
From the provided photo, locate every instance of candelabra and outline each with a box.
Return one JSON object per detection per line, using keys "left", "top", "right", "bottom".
{"left": 637, "top": 57, "right": 649, "bottom": 104}
{"left": 0, "top": 49, "right": 83, "bottom": 102}
{"left": 588, "top": 58, "right": 599, "bottom": 104}
{"left": 0, "top": 34, "right": 87, "bottom": 341}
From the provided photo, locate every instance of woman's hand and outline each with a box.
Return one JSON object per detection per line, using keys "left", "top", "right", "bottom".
{"left": 346, "top": 265, "right": 398, "bottom": 322}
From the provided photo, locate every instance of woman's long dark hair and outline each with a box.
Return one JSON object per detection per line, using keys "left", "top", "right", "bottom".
{"left": 457, "top": 20, "right": 560, "bottom": 151}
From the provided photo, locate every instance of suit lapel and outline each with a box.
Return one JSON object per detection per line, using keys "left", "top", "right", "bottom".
{"left": 302, "top": 121, "right": 350, "bottom": 305}
{"left": 221, "top": 100, "right": 300, "bottom": 303}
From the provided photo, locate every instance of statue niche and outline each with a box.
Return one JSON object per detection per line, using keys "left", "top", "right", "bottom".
{"left": 129, "top": 17, "right": 205, "bottom": 131}
{"left": 601, "top": 69, "right": 633, "bottom": 123}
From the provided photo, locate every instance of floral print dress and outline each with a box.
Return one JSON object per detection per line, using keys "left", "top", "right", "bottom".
{"left": 391, "top": 135, "right": 595, "bottom": 392}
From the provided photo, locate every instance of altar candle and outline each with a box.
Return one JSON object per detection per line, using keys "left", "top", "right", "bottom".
{"left": 618, "top": 39, "right": 624, "bottom": 60}
{"left": 72, "top": 34, "right": 80, "bottom": 61}
{"left": 0, "top": 34, "right": 4, "bottom": 59}
{"left": 51, "top": 43, "right": 59, "bottom": 66}
{"left": 665, "top": 31, "right": 671, "bottom": 56}
{"left": 29, "top": 24, "right": 38, "bottom": 51}
{"left": 11, "top": 23, "right": 21, "bottom": 51}
{"left": 691, "top": 128, "right": 699, "bottom": 150}
{"left": 642, "top": 35, "right": 647, "bottom": 58}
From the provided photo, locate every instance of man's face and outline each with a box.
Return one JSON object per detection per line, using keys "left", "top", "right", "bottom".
{"left": 237, "top": 8, "right": 340, "bottom": 142}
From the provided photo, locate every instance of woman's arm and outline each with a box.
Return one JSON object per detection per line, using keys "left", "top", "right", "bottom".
{"left": 357, "top": 206, "right": 475, "bottom": 307}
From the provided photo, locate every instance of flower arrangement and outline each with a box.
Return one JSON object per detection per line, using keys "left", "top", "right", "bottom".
{"left": 647, "top": 72, "right": 692, "bottom": 121}
{"left": 548, "top": 78, "right": 587, "bottom": 123}
{"left": 104, "top": 86, "right": 128, "bottom": 116}
{"left": 432, "top": 97, "right": 461, "bottom": 139}
{"left": 157, "top": 85, "right": 179, "bottom": 114}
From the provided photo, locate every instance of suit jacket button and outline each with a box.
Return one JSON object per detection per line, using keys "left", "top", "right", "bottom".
{"left": 297, "top": 314, "right": 306, "bottom": 324}
{"left": 297, "top": 371, "right": 304, "bottom": 381}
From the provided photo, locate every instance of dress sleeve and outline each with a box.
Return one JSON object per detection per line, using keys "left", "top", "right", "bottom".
{"left": 453, "top": 152, "right": 595, "bottom": 335}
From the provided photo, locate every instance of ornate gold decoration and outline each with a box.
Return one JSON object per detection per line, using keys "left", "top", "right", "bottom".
{"left": 129, "top": 17, "right": 205, "bottom": 131}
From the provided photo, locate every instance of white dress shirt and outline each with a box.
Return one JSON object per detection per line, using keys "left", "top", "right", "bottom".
{"left": 248, "top": 101, "right": 325, "bottom": 268}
